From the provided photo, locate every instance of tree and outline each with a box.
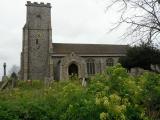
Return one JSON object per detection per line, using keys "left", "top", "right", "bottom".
{"left": 8, "top": 65, "right": 19, "bottom": 75}
{"left": 119, "top": 42, "right": 160, "bottom": 72}
{"left": 108, "top": 0, "right": 160, "bottom": 44}
{"left": 10, "top": 72, "right": 18, "bottom": 80}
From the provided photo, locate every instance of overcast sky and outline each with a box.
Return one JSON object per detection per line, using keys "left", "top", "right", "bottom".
{"left": 0, "top": 0, "right": 127, "bottom": 79}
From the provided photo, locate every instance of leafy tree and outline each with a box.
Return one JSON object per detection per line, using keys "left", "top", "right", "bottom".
{"left": 119, "top": 42, "right": 160, "bottom": 72}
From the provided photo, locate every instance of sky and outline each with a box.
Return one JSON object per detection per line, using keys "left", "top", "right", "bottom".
{"left": 0, "top": 0, "right": 127, "bottom": 79}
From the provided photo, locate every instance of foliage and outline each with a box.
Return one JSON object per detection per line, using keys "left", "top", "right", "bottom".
{"left": 8, "top": 65, "right": 19, "bottom": 75}
{"left": 0, "top": 65, "right": 160, "bottom": 119}
{"left": 10, "top": 72, "right": 18, "bottom": 79}
{"left": 119, "top": 42, "right": 160, "bottom": 71}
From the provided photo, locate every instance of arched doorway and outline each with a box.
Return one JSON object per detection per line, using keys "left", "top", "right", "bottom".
{"left": 68, "top": 63, "right": 78, "bottom": 76}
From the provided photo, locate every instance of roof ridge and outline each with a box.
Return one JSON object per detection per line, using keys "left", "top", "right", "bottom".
{"left": 52, "top": 43, "right": 127, "bottom": 46}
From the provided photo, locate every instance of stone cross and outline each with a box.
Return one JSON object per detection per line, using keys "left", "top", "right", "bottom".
{"left": 3, "top": 62, "right": 6, "bottom": 76}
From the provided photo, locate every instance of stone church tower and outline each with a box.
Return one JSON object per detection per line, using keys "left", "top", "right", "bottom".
{"left": 21, "top": 1, "right": 53, "bottom": 80}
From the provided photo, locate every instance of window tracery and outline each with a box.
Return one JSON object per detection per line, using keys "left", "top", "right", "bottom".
{"left": 86, "top": 58, "right": 95, "bottom": 75}
{"left": 106, "top": 58, "right": 114, "bottom": 66}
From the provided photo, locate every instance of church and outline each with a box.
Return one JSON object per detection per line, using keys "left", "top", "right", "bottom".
{"left": 20, "top": 1, "right": 127, "bottom": 80}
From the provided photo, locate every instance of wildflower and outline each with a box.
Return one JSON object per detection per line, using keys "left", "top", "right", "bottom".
{"left": 114, "top": 105, "right": 122, "bottom": 113}
{"left": 120, "top": 114, "right": 126, "bottom": 120}
{"left": 109, "top": 94, "right": 121, "bottom": 103}
{"left": 103, "top": 96, "right": 109, "bottom": 107}
{"left": 121, "top": 105, "right": 126, "bottom": 111}
{"left": 96, "top": 97, "right": 101, "bottom": 105}
{"left": 100, "top": 112, "right": 108, "bottom": 120}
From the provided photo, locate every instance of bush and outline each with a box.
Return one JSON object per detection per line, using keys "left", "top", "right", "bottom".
{"left": 0, "top": 65, "right": 159, "bottom": 119}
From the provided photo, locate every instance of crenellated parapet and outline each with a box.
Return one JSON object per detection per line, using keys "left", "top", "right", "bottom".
{"left": 26, "top": 1, "right": 51, "bottom": 8}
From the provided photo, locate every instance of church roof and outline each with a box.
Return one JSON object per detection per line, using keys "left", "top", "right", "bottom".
{"left": 52, "top": 43, "right": 127, "bottom": 55}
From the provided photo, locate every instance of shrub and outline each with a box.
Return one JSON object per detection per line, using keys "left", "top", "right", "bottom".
{"left": 0, "top": 65, "right": 159, "bottom": 119}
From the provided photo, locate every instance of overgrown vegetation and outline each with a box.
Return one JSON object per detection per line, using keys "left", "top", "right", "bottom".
{"left": 0, "top": 64, "right": 160, "bottom": 120}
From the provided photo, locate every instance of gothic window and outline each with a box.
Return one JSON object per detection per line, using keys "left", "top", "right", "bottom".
{"left": 106, "top": 58, "right": 114, "bottom": 66}
{"left": 86, "top": 58, "right": 95, "bottom": 75}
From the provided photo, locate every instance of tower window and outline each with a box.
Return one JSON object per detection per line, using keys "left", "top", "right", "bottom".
{"left": 106, "top": 58, "right": 114, "bottom": 66}
{"left": 36, "top": 14, "right": 41, "bottom": 19}
{"left": 86, "top": 58, "right": 95, "bottom": 75}
{"left": 35, "top": 39, "right": 40, "bottom": 49}
{"left": 36, "top": 39, "right": 39, "bottom": 45}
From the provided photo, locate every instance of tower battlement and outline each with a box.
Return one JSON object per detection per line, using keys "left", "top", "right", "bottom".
{"left": 26, "top": 1, "right": 51, "bottom": 8}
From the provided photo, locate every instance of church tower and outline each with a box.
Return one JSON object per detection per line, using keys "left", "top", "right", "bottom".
{"left": 21, "top": 1, "right": 53, "bottom": 80}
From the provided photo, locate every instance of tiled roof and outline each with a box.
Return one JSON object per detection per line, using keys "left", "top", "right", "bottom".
{"left": 52, "top": 43, "right": 127, "bottom": 55}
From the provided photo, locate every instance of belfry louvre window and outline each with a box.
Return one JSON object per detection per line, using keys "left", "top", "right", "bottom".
{"left": 86, "top": 58, "right": 95, "bottom": 75}
{"left": 106, "top": 58, "right": 114, "bottom": 66}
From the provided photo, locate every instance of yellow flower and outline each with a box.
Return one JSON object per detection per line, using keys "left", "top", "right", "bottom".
{"left": 123, "top": 98, "right": 128, "bottom": 105}
{"left": 114, "top": 105, "right": 126, "bottom": 114}
{"left": 100, "top": 112, "right": 108, "bottom": 120}
{"left": 103, "top": 96, "right": 109, "bottom": 107}
{"left": 109, "top": 94, "right": 121, "bottom": 103}
{"left": 120, "top": 114, "right": 126, "bottom": 120}
{"left": 121, "top": 105, "right": 126, "bottom": 110}
{"left": 96, "top": 97, "right": 101, "bottom": 105}
{"left": 114, "top": 105, "right": 122, "bottom": 113}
